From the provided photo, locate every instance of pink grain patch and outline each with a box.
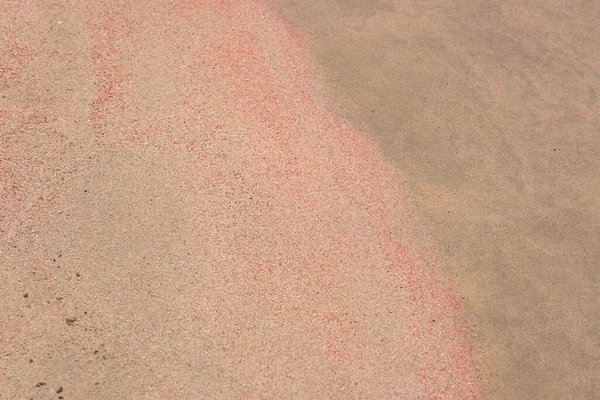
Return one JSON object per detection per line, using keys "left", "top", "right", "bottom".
{"left": 86, "top": 2, "right": 129, "bottom": 124}
{"left": 0, "top": 1, "right": 32, "bottom": 88}
{"left": 0, "top": 0, "right": 35, "bottom": 244}
{"left": 10, "top": 0, "right": 480, "bottom": 396}
{"left": 167, "top": 0, "right": 480, "bottom": 397}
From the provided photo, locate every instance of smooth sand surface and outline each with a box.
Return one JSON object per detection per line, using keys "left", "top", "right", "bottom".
{"left": 2, "top": 0, "right": 478, "bottom": 399}
{"left": 279, "top": 0, "right": 600, "bottom": 398}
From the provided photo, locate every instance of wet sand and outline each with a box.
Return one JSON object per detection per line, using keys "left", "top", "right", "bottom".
{"left": 1, "top": 1, "right": 479, "bottom": 399}
{"left": 279, "top": 0, "right": 600, "bottom": 398}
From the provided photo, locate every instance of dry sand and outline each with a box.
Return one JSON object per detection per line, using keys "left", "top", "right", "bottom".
{"left": 1, "top": 0, "right": 477, "bottom": 399}
{"left": 279, "top": 0, "right": 600, "bottom": 399}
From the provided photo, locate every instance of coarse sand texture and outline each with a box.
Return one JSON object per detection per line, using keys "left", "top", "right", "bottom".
{"left": 1, "top": 0, "right": 478, "bottom": 398}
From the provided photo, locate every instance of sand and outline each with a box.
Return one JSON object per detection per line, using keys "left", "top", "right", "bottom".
{"left": 279, "top": 0, "right": 600, "bottom": 398}
{"left": 2, "top": 0, "right": 477, "bottom": 399}
{"left": 1, "top": 0, "right": 597, "bottom": 399}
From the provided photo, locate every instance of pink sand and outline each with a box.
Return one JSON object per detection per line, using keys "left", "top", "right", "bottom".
{"left": 1, "top": 0, "right": 478, "bottom": 398}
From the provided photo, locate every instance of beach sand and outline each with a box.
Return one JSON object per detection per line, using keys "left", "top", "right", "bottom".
{"left": 1, "top": 0, "right": 598, "bottom": 399}
{"left": 2, "top": 0, "right": 477, "bottom": 398}
{"left": 279, "top": 0, "right": 600, "bottom": 398}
